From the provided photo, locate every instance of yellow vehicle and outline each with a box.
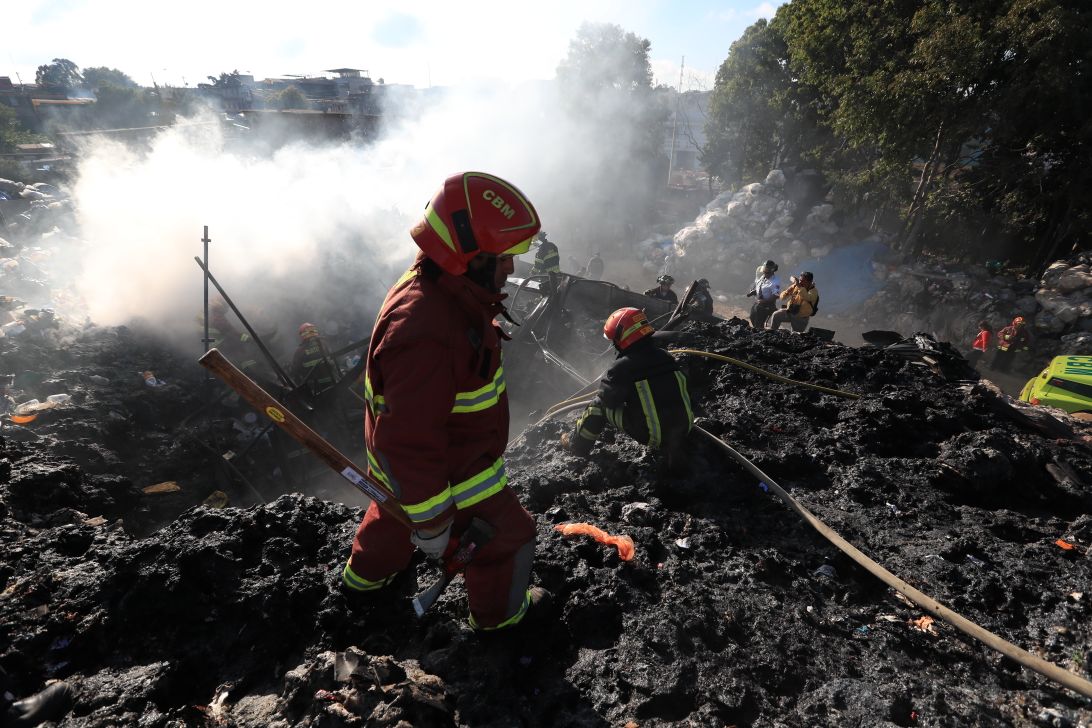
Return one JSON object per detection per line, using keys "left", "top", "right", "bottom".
{"left": 1019, "top": 355, "right": 1092, "bottom": 414}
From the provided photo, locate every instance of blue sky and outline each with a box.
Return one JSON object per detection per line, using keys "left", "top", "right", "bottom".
{"left": 7, "top": 0, "right": 784, "bottom": 90}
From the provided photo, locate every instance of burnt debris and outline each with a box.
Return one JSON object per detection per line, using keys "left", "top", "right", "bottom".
{"left": 2, "top": 311, "right": 1091, "bottom": 726}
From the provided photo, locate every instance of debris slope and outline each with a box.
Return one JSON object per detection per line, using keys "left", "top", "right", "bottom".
{"left": 2, "top": 319, "right": 1091, "bottom": 727}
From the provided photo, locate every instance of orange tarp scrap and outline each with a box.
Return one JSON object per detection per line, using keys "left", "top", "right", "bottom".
{"left": 554, "top": 523, "right": 635, "bottom": 561}
{"left": 1055, "top": 539, "right": 1076, "bottom": 551}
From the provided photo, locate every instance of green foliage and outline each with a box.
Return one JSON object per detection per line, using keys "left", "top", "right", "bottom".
{"left": 35, "top": 58, "right": 83, "bottom": 89}
{"left": 0, "top": 105, "right": 42, "bottom": 152}
{"left": 83, "top": 67, "right": 138, "bottom": 91}
{"left": 207, "top": 71, "right": 243, "bottom": 88}
{"left": 703, "top": 0, "right": 1092, "bottom": 267}
{"left": 269, "top": 86, "right": 308, "bottom": 110}
{"left": 703, "top": 20, "right": 793, "bottom": 185}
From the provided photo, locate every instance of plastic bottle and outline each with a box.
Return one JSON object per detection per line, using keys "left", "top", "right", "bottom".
{"left": 46, "top": 393, "right": 71, "bottom": 404}
{"left": 14, "top": 399, "right": 40, "bottom": 415}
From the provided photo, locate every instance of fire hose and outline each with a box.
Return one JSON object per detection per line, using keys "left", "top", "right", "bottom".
{"left": 526, "top": 356, "right": 1092, "bottom": 698}
{"left": 696, "top": 425, "right": 1092, "bottom": 700}
{"left": 669, "top": 349, "right": 860, "bottom": 400}
{"left": 530, "top": 346, "right": 860, "bottom": 431}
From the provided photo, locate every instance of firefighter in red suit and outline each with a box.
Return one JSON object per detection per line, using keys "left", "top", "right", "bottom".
{"left": 341, "top": 171, "right": 544, "bottom": 630}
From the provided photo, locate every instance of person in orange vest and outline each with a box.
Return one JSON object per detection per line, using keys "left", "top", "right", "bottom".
{"left": 966, "top": 320, "right": 991, "bottom": 369}
{"left": 341, "top": 171, "right": 548, "bottom": 631}
{"left": 991, "top": 315, "right": 1031, "bottom": 373}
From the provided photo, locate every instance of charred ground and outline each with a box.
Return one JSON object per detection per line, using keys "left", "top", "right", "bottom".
{"left": 1, "top": 318, "right": 1091, "bottom": 727}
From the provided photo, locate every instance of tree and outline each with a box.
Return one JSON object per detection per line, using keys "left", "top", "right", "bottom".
{"left": 0, "top": 105, "right": 41, "bottom": 152}
{"left": 556, "top": 23, "right": 669, "bottom": 237}
{"left": 269, "top": 85, "right": 308, "bottom": 110}
{"left": 35, "top": 58, "right": 83, "bottom": 89}
{"left": 703, "top": 19, "right": 795, "bottom": 185}
{"left": 207, "top": 71, "right": 243, "bottom": 88}
{"left": 83, "top": 67, "right": 138, "bottom": 91}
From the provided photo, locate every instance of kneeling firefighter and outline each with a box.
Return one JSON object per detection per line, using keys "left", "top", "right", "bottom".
{"left": 562, "top": 308, "right": 694, "bottom": 464}
{"left": 341, "top": 171, "right": 546, "bottom": 631}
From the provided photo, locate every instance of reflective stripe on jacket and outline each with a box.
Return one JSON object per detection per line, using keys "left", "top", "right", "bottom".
{"left": 291, "top": 338, "right": 339, "bottom": 392}
{"left": 532, "top": 242, "right": 560, "bottom": 274}
{"left": 571, "top": 337, "right": 694, "bottom": 456}
{"left": 364, "top": 252, "right": 512, "bottom": 530}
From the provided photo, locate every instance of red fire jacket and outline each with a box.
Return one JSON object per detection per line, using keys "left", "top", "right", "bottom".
{"left": 363, "top": 253, "right": 511, "bottom": 531}
{"left": 972, "top": 330, "right": 990, "bottom": 352}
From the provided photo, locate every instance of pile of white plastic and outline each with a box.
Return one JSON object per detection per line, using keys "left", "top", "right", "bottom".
{"left": 1035, "top": 260, "right": 1092, "bottom": 335}
{"left": 860, "top": 253, "right": 1092, "bottom": 361}
{"left": 638, "top": 169, "right": 845, "bottom": 285}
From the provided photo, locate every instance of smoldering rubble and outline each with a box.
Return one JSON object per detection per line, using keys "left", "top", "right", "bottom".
{"left": 2, "top": 309, "right": 1091, "bottom": 727}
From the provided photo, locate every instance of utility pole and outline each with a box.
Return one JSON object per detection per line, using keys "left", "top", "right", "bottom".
{"left": 667, "top": 56, "right": 685, "bottom": 187}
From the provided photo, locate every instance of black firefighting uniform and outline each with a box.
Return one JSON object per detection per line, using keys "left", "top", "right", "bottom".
{"left": 643, "top": 287, "right": 679, "bottom": 305}
{"left": 291, "top": 336, "right": 341, "bottom": 398}
{"left": 570, "top": 336, "right": 694, "bottom": 457}
{"left": 689, "top": 288, "right": 715, "bottom": 317}
{"left": 531, "top": 241, "right": 561, "bottom": 276}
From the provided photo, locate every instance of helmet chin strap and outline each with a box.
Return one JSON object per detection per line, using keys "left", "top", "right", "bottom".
{"left": 464, "top": 254, "right": 499, "bottom": 293}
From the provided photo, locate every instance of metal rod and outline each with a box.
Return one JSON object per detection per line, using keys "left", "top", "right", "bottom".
{"left": 193, "top": 256, "right": 299, "bottom": 391}
{"left": 202, "top": 226, "right": 211, "bottom": 354}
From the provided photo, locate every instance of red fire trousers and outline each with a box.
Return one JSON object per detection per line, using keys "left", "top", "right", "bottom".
{"left": 346, "top": 486, "right": 536, "bottom": 629}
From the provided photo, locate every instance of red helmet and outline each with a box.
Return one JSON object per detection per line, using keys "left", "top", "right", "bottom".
{"left": 409, "top": 172, "right": 541, "bottom": 275}
{"left": 299, "top": 322, "right": 319, "bottom": 339}
{"left": 1012, "top": 316, "right": 1025, "bottom": 326}
{"left": 603, "top": 307, "right": 654, "bottom": 350}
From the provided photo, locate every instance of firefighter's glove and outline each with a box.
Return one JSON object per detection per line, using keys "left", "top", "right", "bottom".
{"left": 560, "top": 432, "right": 572, "bottom": 452}
{"left": 411, "top": 521, "right": 452, "bottom": 559}
{"left": 746, "top": 289, "right": 756, "bottom": 298}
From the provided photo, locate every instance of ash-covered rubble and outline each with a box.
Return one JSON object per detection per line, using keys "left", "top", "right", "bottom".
{"left": 0, "top": 176, "right": 81, "bottom": 324}
{"left": 860, "top": 252, "right": 1092, "bottom": 371}
{"left": 2, "top": 315, "right": 1092, "bottom": 726}
{"left": 639, "top": 166, "right": 1092, "bottom": 377}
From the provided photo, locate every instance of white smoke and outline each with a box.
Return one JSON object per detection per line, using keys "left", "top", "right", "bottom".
{"left": 64, "top": 76, "right": 658, "bottom": 340}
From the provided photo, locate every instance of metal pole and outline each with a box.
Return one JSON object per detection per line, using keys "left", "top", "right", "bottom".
{"left": 667, "top": 56, "right": 684, "bottom": 187}
{"left": 202, "top": 226, "right": 211, "bottom": 353}
{"left": 193, "top": 256, "right": 300, "bottom": 391}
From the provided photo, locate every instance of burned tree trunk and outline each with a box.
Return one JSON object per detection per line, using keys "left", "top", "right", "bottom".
{"left": 899, "top": 122, "right": 946, "bottom": 252}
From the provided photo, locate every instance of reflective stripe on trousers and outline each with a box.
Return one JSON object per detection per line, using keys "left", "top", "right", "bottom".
{"left": 342, "top": 559, "right": 397, "bottom": 592}
{"left": 468, "top": 539, "right": 535, "bottom": 631}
